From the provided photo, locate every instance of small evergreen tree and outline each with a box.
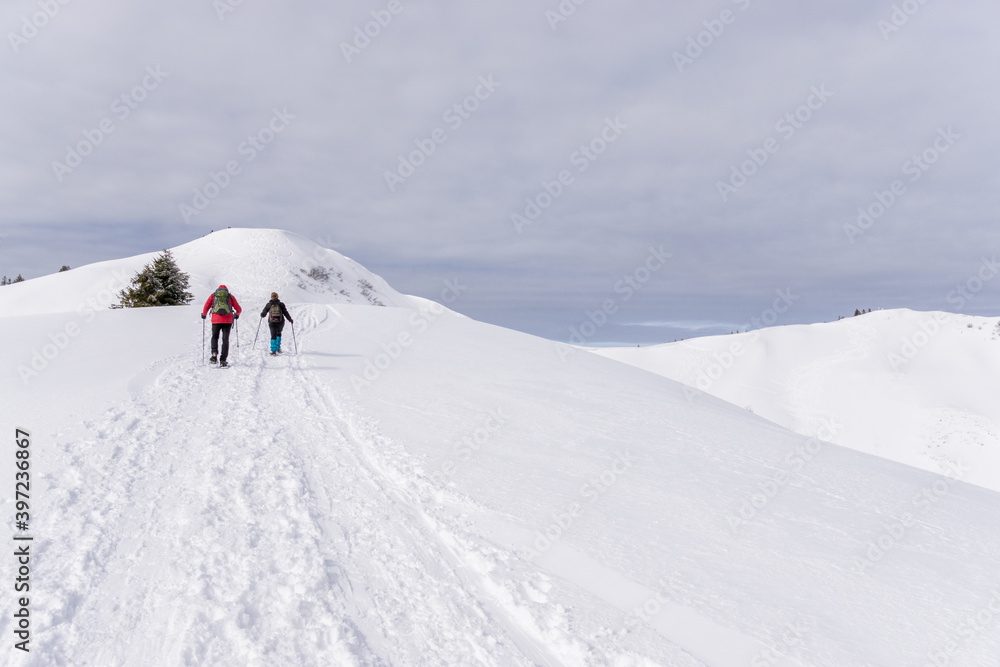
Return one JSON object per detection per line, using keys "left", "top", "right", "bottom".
{"left": 12, "top": 274, "right": 24, "bottom": 283}
{"left": 59, "top": 265, "right": 71, "bottom": 272}
{"left": 118, "top": 249, "right": 193, "bottom": 307}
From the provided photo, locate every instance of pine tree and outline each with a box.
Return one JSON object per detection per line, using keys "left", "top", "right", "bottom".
{"left": 12, "top": 274, "right": 24, "bottom": 283}
{"left": 59, "top": 265, "right": 71, "bottom": 272}
{"left": 118, "top": 249, "right": 194, "bottom": 307}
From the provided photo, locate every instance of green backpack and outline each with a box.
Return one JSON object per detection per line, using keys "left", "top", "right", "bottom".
{"left": 268, "top": 303, "right": 282, "bottom": 323}
{"left": 211, "top": 288, "right": 232, "bottom": 315}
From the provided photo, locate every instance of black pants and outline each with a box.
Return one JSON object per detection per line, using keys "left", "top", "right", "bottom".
{"left": 211, "top": 323, "right": 232, "bottom": 361}
{"left": 268, "top": 320, "right": 285, "bottom": 340}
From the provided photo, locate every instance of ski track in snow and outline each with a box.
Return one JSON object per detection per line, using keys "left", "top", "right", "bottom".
{"left": 23, "top": 302, "right": 785, "bottom": 666}
{"left": 27, "top": 306, "right": 599, "bottom": 666}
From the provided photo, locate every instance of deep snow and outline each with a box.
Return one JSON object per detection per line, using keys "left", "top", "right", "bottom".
{"left": 592, "top": 310, "right": 1000, "bottom": 493}
{"left": 2, "top": 229, "right": 1000, "bottom": 666}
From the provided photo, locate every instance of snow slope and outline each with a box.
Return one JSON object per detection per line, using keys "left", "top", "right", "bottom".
{"left": 592, "top": 310, "right": 1000, "bottom": 493}
{"left": 3, "top": 232, "right": 1000, "bottom": 666}
{"left": 0, "top": 228, "right": 411, "bottom": 316}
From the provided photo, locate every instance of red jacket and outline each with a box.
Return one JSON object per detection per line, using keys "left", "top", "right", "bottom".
{"left": 202, "top": 285, "right": 242, "bottom": 324}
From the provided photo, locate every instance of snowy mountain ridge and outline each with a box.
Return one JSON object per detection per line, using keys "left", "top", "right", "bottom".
{"left": 592, "top": 308, "right": 1000, "bottom": 492}
{"left": 0, "top": 228, "right": 411, "bottom": 316}
{"left": 3, "top": 229, "right": 1000, "bottom": 665}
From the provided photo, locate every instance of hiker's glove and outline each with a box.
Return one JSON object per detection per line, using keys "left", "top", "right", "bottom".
{"left": 201, "top": 315, "right": 206, "bottom": 319}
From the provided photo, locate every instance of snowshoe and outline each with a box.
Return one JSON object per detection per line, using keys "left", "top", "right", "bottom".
{"left": 210, "top": 355, "right": 218, "bottom": 364}
{"left": 219, "top": 360, "right": 229, "bottom": 368}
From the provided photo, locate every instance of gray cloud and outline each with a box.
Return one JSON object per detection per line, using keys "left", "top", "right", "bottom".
{"left": 3, "top": 0, "right": 999, "bottom": 343}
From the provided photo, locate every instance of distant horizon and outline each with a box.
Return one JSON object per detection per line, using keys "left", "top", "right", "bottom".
{"left": 3, "top": 226, "right": 995, "bottom": 347}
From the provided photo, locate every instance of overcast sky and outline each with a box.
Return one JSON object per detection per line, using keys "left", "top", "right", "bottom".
{"left": 2, "top": 0, "right": 998, "bottom": 344}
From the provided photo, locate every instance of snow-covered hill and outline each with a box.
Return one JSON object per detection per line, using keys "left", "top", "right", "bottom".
{"left": 0, "top": 228, "right": 411, "bottom": 316}
{"left": 3, "top": 233, "right": 1000, "bottom": 666}
{"left": 592, "top": 309, "right": 1000, "bottom": 492}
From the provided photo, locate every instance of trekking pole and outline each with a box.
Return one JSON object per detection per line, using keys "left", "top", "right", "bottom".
{"left": 202, "top": 319, "right": 205, "bottom": 364}
{"left": 291, "top": 321, "right": 298, "bottom": 355}
{"left": 234, "top": 319, "right": 239, "bottom": 360}
{"left": 252, "top": 317, "right": 262, "bottom": 350}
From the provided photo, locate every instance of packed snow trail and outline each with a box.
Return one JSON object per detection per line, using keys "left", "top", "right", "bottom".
{"left": 15, "top": 303, "right": 761, "bottom": 666}
{"left": 32, "top": 307, "right": 561, "bottom": 665}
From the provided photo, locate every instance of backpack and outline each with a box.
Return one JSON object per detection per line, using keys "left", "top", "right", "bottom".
{"left": 268, "top": 302, "right": 282, "bottom": 323}
{"left": 211, "top": 288, "right": 232, "bottom": 315}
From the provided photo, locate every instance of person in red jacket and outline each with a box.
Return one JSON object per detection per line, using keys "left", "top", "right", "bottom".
{"left": 201, "top": 285, "right": 242, "bottom": 367}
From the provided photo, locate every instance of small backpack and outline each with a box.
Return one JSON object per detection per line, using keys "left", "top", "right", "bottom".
{"left": 211, "top": 288, "right": 232, "bottom": 315}
{"left": 268, "top": 302, "right": 282, "bottom": 323}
